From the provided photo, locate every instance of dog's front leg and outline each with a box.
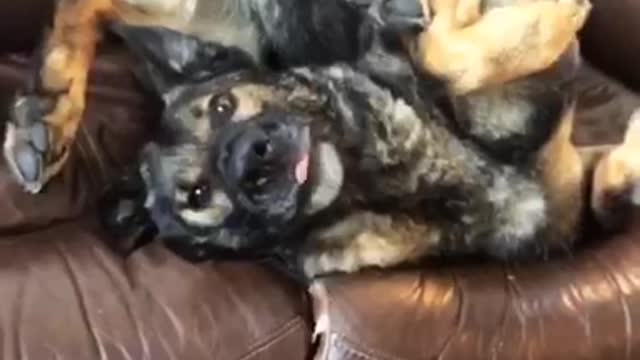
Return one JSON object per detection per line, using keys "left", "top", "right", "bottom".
{"left": 3, "top": 0, "right": 115, "bottom": 193}
{"left": 300, "top": 211, "right": 441, "bottom": 278}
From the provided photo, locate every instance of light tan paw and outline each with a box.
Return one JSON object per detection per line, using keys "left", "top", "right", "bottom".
{"left": 415, "top": 0, "right": 592, "bottom": 93}
{"left": 592, "top": 109, "right": 640, "bottom": 229}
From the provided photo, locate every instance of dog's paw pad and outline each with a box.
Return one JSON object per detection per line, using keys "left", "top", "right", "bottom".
{"left": 3, "top": 95, "right": 68, "bottom": 193}
{"left": 12, "top": 141, "right": 42, "bottom": 183}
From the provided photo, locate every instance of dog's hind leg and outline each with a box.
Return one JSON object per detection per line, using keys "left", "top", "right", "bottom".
{"left": 591, "top": 110, "right": 640, "bottom": 229}
{"left": 3, "top": 0, "right": 115, "bottom": 193}
{"left": 413, "top": 0, "right": 591, "bottom": 94}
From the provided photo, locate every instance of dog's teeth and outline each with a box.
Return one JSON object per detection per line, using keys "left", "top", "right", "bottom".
{"left": 257, "top": 177, "right": 268, "bottom": 186}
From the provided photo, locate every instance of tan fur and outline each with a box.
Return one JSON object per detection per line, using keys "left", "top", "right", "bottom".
{"left": 536, "top": 104, "right": 585, "bottom": 244}
{"left": 302, "top": 212, "right": 441, "bottom": 277}
{"left": 591, "top": 111, "right": 640, "bottom": 225}
{"left": 414, "top": 0, "right": 592, "bottom": 94}
{"left": 535, "top": 102, "right": 640, "bottom": 242}
{"left": 31, "top": 0, "right": 115, "bottom": 186}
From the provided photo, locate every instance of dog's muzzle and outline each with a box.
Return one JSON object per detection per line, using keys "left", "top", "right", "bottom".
{"left": 216, "top": 113, "right": 311, "bottom": 218}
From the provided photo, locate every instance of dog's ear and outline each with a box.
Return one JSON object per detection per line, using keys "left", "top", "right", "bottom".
{"left": 109, "top": 23, "right": 257, "bottom": 96}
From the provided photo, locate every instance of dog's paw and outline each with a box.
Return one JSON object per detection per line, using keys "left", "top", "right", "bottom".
{"left": 3, "top": 94, "right": 71, "bottom": 193}
{"left": 3, "top": 41, "right": 92, "bottom": 194}
{"left": 99, "top": 170, "right": 157, "bottom": 255}
{"left": 592, "top": 110, "right": 640, "bottom": 229}
{"left": 2, "top": 0, "right": 105, "bottom": 193}
{"left": 416, "top": 0, "right": 592, "bottom": 93}
{"left": 301, "top": 251, "right": 347, "bottom": 279}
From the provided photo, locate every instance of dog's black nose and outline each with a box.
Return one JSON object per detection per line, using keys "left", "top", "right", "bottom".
{"left": 226, "top": 120, "right": 286, "bottom": 184}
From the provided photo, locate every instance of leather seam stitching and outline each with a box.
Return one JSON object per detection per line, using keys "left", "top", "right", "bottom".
{"left": 328, "top": 333, "right": 409, "bottom": 360}
{"left": 237, "top": 316, "right": 306, "bottom": 360}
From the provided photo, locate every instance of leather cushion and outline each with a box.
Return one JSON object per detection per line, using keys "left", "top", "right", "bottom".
{"left": 0, "top": 219, "right": 310, "bottom": 360}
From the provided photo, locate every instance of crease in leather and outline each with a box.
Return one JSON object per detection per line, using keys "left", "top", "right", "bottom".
{"left": 77, "top": 122, "right": 110, "bottom": 191}
{"left": 89, "top": 238, "right": 153, "bottom": 360}
{"left": 237, "top": 317, "right": 306, "bottom": 360}
{"left": 213, "top": 267, "right": 264, "bottom": 338}
{"left": 432, "top": 273, "right": 464, "bottom": 360}
{"left": 53, "top": 239, "right": 108, "bottom": 360}
{"left": 325, "top": 333, "right": 405, "bottom": 360}
{"left": 590, "top": 252, "right": 634, "bottom": 360}
{"left": 12, "top": 259, "right": 29, "bottom": 360}
{"left": 565, "top": 281, "right": 595, "bottom": 349}
{"left": 504, "top": 266, "right": 532, "bottom": 358}
{"left": 487, "top": 268, "right": 512, "bottom": 360}
{"left": 148, "top": 291, "right": 188, "bottom": 352}
{"left": 194, "top": 301, "right": 219, "bottom": 355}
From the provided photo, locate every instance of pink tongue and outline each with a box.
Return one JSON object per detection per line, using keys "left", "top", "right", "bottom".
{"left": 295, "top": 154, "right": 309, "bottom": 184}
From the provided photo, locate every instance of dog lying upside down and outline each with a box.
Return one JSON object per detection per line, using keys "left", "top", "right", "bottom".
{"left": 3, "top": 0, "right": 591, "bottom": 193}
{"left": 9, "top": 0, "right": 638, "bottom": 280}
{"left": 99, "top": 4, "right": 639, "bottom": 280}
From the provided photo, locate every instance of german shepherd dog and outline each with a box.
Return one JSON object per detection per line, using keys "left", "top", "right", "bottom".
{"left": 99, "top": 1, "right": 640, "bottom": 280}
{"left": 4, "top": 0, "right": 591, "bottom": 193}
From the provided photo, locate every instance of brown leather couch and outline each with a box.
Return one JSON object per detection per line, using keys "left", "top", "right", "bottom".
{"left": 0, "top": 1, "right": 639, "bottom": 359}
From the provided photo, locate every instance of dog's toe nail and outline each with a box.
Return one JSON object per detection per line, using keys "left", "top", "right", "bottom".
{"left": 13, "top": 143, "right": 42, "bottom": 183}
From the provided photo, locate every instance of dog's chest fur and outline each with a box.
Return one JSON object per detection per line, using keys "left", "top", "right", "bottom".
{"left": 277, "top": 58, "right": 580, "bottom": 270}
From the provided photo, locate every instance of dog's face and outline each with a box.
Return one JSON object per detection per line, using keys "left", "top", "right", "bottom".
{"left": 112, "top": 24, "right": 345, "bottom": 257}
{"left": 143, "top": 74, "right": 320, "bottom": 253}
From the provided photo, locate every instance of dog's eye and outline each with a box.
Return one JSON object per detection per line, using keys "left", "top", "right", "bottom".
{"left": 187, "top": 183, "right": 211, "bottom": 209}
{"left": 209, "top": 93, "right": 236, "bottom": 116}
